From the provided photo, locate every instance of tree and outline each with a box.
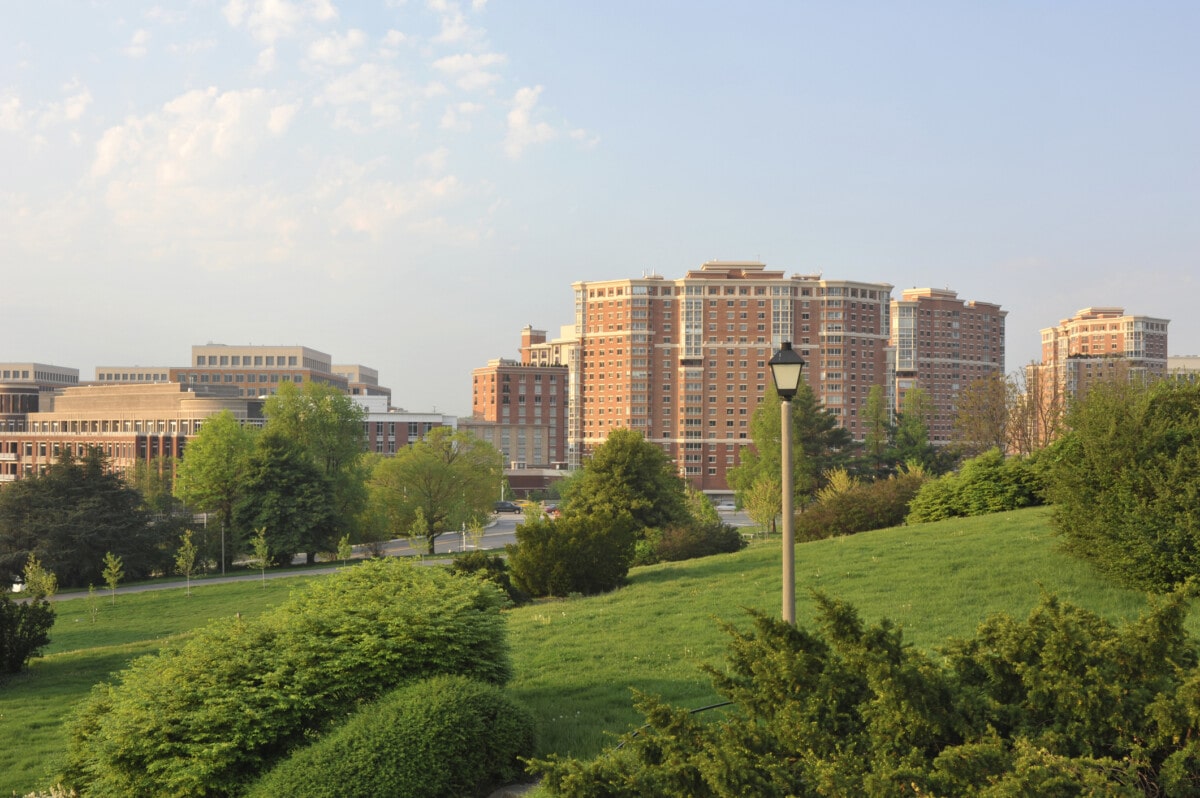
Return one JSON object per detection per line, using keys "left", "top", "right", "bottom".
{"left": 233, "top": 430, "right": 334, "bottom": 566}
{"left": 559, "top": 429, "right": 690, "bottom": 533}
{"left": 21, "top": 554, "right": 57, "bottom": 601}
{"left": 0, "top": 591, "right": 55, "bottom": 675}
{"left": 174, "top": 410, "right": 256, "bottom": 571}
{"left": 952, "top": 371, "right": 1013, "bottom": 456}
{"left": 0, "top": 448, "right": 166, "bottom": 588}
{"left": 727, "top": 382, "right": 852, "bottom": 512}
{"left": 685, "top": 485, "right": 719, "bottom": 527}
{"left": 894, "top": 387, "right": 942, "bottom": 472}
{"left": 249, "top": 526, "right": 271, "bottom": 586}
{"left": 507, "top": 510, "right": 639, "bottom": 597}
{"left": 102, "top": 551, "right": 123, "bottom": 606}
{"left": 128, "top": 457, "right": 184, "bottom": 516}
{"left": 367, "top": 427, "right": 503, "bottom": 555}
{"left": 1009, "top": 362, "right": 1066, "bottom": 455}
{"left": 1048, "top": 378, "right": 1200, "bottom": 591}
{"left": 175, "top": 530, "right": 198, "bottom": 597}
{"left": 336, "top": 534, "right": 352, "bottom": 567}
{"left": 743, "top": 476, "right": 782, "bottom": 538}
{"left": 263, "top": 382, "right": 368, "bottom": 554}
{"left": 861, "top": 385, "right": 893, "bottom": 475}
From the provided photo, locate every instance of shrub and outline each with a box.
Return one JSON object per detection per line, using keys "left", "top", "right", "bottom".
{"left": 653, "top": 522, "right": 746, "bottom": 563}
{"left": 448, "top": 550, "right": 530, "bottom": 606}
{"left": 507, "top": 511, "right": 637, "bottom": 597}
{"left": 794, "top": 471, "right": 925, "bottom": 541}
{"left": 0, "top": 592, "right": 55, "bottom": 675}
{"left": 534, "top": 590, "right": 1200, "bottom": 796}
{"left": 907, "top": 449, "right": 1044, "bottom": 524}
{"left": 62, "top": 559, "right": 511, "bottom": 797}
{"left": 247, "top": 674, "right": 535, "bottom": 798}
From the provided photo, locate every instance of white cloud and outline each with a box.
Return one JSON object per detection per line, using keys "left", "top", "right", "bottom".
{"left": 223, "top": 0, "right": 338, "bottom": 45}
{"left": 439, "top": 101, "right": 481, "bottom": 131}
{"left": 124, "top": 29, "right": 151, "bottom": 58}
{"left": 268, "top": 103, "right": 300, "bottom": 134}
{"left": 0, "top": 93, "right": 28, "bottom": 132}
{"left": 307, "top": 29, "right": 367, "bottom": 66}
{"left": 504, "top": 85, "right": 556, "bottom": 158}
{"left": 570, "top": 128, "right": 600, "bottom": 149}
{"left": 256, "top": 46, "right": 278, "bottom": 71}
{"left": 379, "top": 29, "right": 408, "bottom": 57}
{"left": 433, "top": 52, "right": 506, "bottom": 92}
{"left": 317, "top": 63, "right": 414, "bottom": 129}
{"left": 330, "top": 174, "right": 461, "bottom": 236}
{"left": 416, "top": 146, "right": 450, "bottom": 173}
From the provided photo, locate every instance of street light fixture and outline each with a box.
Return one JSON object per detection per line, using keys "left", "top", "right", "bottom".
{"left": 768, "top": 341, "right": 805, "bottom": 624}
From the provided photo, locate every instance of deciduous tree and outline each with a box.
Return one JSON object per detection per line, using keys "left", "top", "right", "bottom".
{"left": 174, "top": 410, "right": 256, "bottom": 570}
{"left": 367, "top": 428, "right": 503, "bottom": 554}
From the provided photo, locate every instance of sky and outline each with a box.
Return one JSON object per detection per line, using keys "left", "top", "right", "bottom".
{"left": 3, "top": 1, "right": 1197, "bottom": 415}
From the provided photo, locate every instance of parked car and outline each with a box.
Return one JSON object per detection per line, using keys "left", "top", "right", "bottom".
{"left": 494, "top": 501, "right": 522, "bottom": 514}
{"left": 716, "top": 501, "right": 737, "bottom": 512}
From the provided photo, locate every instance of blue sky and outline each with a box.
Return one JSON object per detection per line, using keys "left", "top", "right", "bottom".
{"left": 3, "top": 1, "right": 1197, "bottom": 414}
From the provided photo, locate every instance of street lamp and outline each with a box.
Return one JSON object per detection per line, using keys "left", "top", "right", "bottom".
{"left": 768, "top": 341, "right": 805, "bottom": 625}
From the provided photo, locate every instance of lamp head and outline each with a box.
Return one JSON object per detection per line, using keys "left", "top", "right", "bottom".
{"left": 768, "top": 341, "right": 806, "bottom": 400}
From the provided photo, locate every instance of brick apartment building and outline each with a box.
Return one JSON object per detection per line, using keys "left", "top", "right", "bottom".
{"left": 890, "top": 288, "right": 1007, "bottom": 444}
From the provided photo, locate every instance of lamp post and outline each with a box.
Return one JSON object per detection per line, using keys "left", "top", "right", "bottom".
{"left": 768, "top": 341, "right": 805, "bottom": 625}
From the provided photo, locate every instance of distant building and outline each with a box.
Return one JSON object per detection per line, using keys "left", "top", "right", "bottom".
{"left": 0, "top": 363, "right": 80, "bottom": 395}
{"left": 355, "top": 394, "right": 455, "bottom": 456}
{"left": 890, "top": 288, "right": 1007, "bottom": 444}
{"left": 93, "top": 367, "right": 172, "bottom": 385}
{"left": 468, "top": 355, "right": 569, "bottom": 468}
{"left": 334, "top": 364, "right": 392, "bottom": 403}
{"left": 566, "top": 261, "right": 895, "bottom": 492}
{"left": 1027, "top": 307, "right": 1170, "bottom": 445}
{"left": 0, "top": 382, "right": 263, "bottom": 482}
{"left": 168, "top": 344, "right": 351, "bottom": 397}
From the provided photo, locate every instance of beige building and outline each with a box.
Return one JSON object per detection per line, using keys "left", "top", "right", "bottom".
{"left": 890, "top": 288, "right": 1007, "bottom": 444}
{"left": 0, "top": 382, "right": 264, "bottom": 481}
{"left": 169, "top": 344, "right": 350, "bottom": 397}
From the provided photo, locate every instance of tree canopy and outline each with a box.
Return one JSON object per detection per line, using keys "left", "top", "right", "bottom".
{"left": 367, "top": 427, "right": 502, "bottom": 554}
{"left": 0, "top": 449, "right": 167, "bottom": 588}
{"left": 173, "top": 410, "right": 256, "bottom": 568}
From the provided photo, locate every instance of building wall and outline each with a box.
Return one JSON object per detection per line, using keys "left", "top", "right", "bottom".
{"left": 570, "top": 262, "right": 897, "bottom": 492}
{"left": 470, "top": 358, "right": 568, "bottom": 466}
{"left": 169, "top": 344, "right": 350, "bottom": 397}
{"left": 890, "top": 288, "right": 1007, "bottom": 444}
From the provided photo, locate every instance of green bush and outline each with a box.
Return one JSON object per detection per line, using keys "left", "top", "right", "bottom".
{"left": 1048, "top": 379, "right": 1200, "bottom": 592}
{"left": 907, "top": 449, "right": 1044, "bottom": 524}
{"left": 62, "top": 559, "right": 511, "bottom": 797}
{"left": 0, "top": 592, "right": 55, "bottom": 675}
{"left": 534, "top": 590, "right": 1200, "bottom": 796}
{"left": 651, "top": 522, "right": 746, "bottom": 564}
{"left": 247, "top": 674, "right": 535, "bottom": 798}
{"left": 795, "top": 471, "right": 925, "bottom": 541}
{"left": 507, "top": 511, "right": 637, "bottom": 597}
{"left": 448, "top": 550, "right": 530, "bottom": 606}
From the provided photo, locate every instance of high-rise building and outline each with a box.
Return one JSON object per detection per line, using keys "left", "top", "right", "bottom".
{"left": 889, "top": 288, "right": 1007, "bottom": 444}
{"left": 469, "top": 355, "right": 569, "bottom": 468}
{"left": 569, "top": 261, "right": 894, "bottom": 492}
{"left": 1028, "top": 307, "right": 1170, "bottom": 444}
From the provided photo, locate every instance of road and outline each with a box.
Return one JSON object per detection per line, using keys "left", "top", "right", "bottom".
{"left": 46, "top": 510, "right": 755, "bottom": 600}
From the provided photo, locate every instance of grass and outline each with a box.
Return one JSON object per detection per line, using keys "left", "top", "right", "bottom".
{"left": 0, "top": 507, "right": 1187, "bottom": 795}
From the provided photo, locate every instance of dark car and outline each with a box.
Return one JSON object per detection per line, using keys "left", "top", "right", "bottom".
{"left": 494, "top": 501, "right": 522, "bottom": 514}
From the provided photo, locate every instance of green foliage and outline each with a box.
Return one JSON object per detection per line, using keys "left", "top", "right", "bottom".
{"left": 100, "top": 552, "right": 122, "bottom": 606}
{"left": 22, "top": 554, "right": 57, "bottom": 601}
{"left": 684, "top": 486, "right": 719, "bottom": 527}
{"left": 233, "top": 430, "right": 334, "bottom": 565}
{"left": 650, "top": 521, "right": 746, "bottom": 564}
{"left": 173, "top": 411, "right": 256, "bottom": 569}
{"left": 560, "top": 429, "right": 691, "bottom": 533}
{"left": 1048, "top": 379, "right": 1200, "bottom": 592}
{"left": 507, "top": 512, "right": 637, "bottom": 597}
{"left": 174, "top": 531, "right": 198, "bottom": 597}
{"left": 62, "top": 558, "right": 511, "bottom": 797}
{"left": 907, "top": 448, "right": 1045, "bottom": 524}
{"left": 0, "top": 449, "right": 167, "bottom": 588}
{"left": 368, "top": 427, "right": 503, "bottom": 554}
{"left": 895, "top": 387, "right": 946, "bottom": 474}
{"left": 534, "top": 590, "right": 1200, "bottom": 797}
{"left": 449, "top": 550, "right": 530, "bottom": 606}
{"left": 795, "top": 470, "right": 927, "bottom": 541}
{"left": 0, "top": 592, "right": 55, "bottom": 675}
{"left": 728, "top": 382, "right": 853, "bottom": 511}
{"left": 262, "top": 381, "right": 368, "bottom": 551}
{"left": 246, "top": 674, "right": 535, "bottom": 798}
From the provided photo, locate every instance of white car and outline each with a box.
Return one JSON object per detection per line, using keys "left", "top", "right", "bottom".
{"left": 716, "top": 501, "right": 737, "bottom": 512}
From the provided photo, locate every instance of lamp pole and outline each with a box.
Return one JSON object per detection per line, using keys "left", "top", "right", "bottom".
{"left": 768, "top": 341, "right": 805, "bottom": 625}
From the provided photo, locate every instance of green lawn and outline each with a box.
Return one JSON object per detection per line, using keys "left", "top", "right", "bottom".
{"left": 0, "top": 507, "right": 1184, "bottom": 795}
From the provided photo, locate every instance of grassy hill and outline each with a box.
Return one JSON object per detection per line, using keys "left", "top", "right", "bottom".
{"left": 1, "top": 507, "right": 1186, "bottom": 794}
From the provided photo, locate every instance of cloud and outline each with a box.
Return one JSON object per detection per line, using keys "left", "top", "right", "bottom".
{"left": 416, "top": 146, "right": 450, "bottom": 173}
{"left": 0, "top": 93, "right": 28, "bottom": 132}
{"left": 504, "top": 85, "right": 556, "bottom": 158}
{"left": 379, "top": 29, "right": 408, "bottom": 58}
{"left": 330, "top": 174, "right": 461, "bottom": 236}
{"left": 439, "top": 101, "right": 481, "bottom": 131}
{"left": 307, "top": 29, "right": 367, "bottom": 66}
{"left": 317, "top": 63, "right": 416, "bottom": 129}
{"left": 570, "top": 128, "right": 600, "bottom": 149}
{"left": 124, "top": 29, "right": 151, "bottom": 58}
{"left": 432, "top": 52, "right": 506, "bottom": 91}
{"left": 223, "top": 0, "right": 338, "bottom": 45}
